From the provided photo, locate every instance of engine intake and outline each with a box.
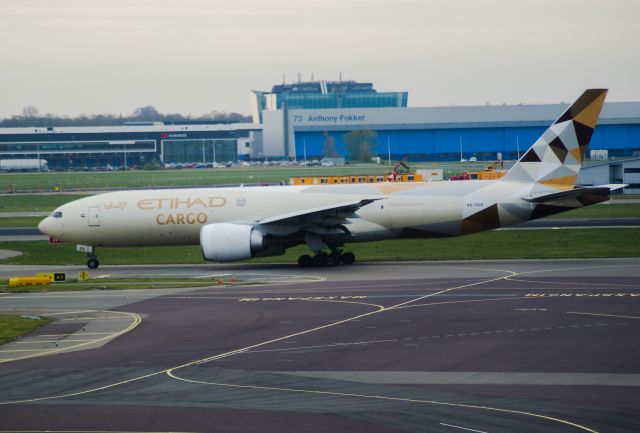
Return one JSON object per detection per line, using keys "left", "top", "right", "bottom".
{"left": 200, "top": 223, "right": 265, "bottom": 262}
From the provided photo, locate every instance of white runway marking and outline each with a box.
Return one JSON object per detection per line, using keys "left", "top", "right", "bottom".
{"left": 440, "top": 422, "right": 489, "bottom": 433}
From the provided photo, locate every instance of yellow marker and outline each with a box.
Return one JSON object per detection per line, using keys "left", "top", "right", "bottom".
{"left": 78, "top": 271, "right": 89, "bottom": 281}
{"left": 9, "top": 276, "right": 51, "bottom": 288}
{"left": 37, "top": 273, "right": 55, "bottom": 282}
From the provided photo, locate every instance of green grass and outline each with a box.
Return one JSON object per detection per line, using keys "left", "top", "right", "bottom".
{"left": 0, "top": 242, "right": 202, "bottom": 265}
{"left": 0, "top": 315, "right": 51, "bottom": 345}
{"left": 0, "top": 166, "right": 386, "bottom": 192}
{"left": 0, "top": 228, "right": 638, "bottom": 266}
{"left": 0, "top": 194, "right": 90, "bottom": 212}
{"left": 545, "top": 203, "right": 640, "bottom": 219}
{"left": 0, "top": 162, "right": 501, "bottom": 193}
{"left": 0, "top": 217, "right": 45, "bottom": 227}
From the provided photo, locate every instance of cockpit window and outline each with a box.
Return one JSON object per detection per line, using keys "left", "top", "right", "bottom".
{"left": 51, "top": 211, "right": 63, "bottom": 218}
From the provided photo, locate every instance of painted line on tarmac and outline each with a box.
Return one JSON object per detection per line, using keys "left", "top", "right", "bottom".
{"left": 440, "top": 422, "right": 488, "bottom": 433}
{"left": 506, "top": 276, "right": 639, "bottom": 288}
{"left": 14, "top": 339, "right": 102, "bottom": 344}
{"left": 167, "top": 371, "right": 598, "bottom": 433}
{"left": 391, "top": 296, "right": 526, "bottom": 310}
{"left": 567, "top": 311, "right": 640, "bottom": 320}
{"left": 0, "top": 310, "right": 141, "bottom": 364}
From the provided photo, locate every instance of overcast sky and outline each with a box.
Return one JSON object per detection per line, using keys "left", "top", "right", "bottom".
{"left": 0, "top": 0, "right": 638, "bottom": 118}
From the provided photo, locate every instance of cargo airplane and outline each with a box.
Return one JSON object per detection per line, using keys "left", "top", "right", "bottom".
{"left": 39, "top": 89, "right": 621, "bottom": 269}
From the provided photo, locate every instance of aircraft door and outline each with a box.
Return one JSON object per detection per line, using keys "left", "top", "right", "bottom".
{"left": 88, "top": 206, "right": 100, "bottom": 227}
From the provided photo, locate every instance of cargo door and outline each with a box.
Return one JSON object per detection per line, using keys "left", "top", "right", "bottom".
{"left": 88, "top": 206, "right": 100, "bottom": 227}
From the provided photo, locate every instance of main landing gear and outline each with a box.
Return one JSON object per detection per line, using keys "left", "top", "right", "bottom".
{"left": 297, "top": 250, "right": 356, "bottom": 268}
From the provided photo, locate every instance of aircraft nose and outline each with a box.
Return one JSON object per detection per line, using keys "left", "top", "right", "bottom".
{"left": 38, "top": 217, "right": 53, "bottom": 236}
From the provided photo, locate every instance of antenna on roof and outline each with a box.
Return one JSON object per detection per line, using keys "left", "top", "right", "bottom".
{"left": 297, "top": 72, "right": 301, "bottom": 83}
{"left": 311, "top": 73, "right": 314, "bottom": 82}
{"left": 339, "top": 72, "right": 342, "bottom": 81}
{"left": 282, "top": 73, "right": 285, "bottom": 84}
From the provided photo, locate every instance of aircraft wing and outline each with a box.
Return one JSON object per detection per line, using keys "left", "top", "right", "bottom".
{"left": 522, "top": 184, "right": 627, "bottom": 205}
{"left": 256, "top": 198, "right": 381, "bottom": 228}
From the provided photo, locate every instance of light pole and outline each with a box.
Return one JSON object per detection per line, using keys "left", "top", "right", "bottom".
{"left": 387, "top": 136, "right": 391, "bottom": 166}
{"left": 303, "top": 138, "right": 307, "bottom": 163}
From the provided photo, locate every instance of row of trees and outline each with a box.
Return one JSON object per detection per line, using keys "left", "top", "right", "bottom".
{"left": 324, "top": 129, "right": 377, "bottom": 162}
{"left": 0, "top": 105, "right": 251, "bottom": 127}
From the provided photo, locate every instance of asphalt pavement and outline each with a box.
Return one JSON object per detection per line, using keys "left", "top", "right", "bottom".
{"left": 1, "top": 259, "right": 639, "bottom": 433}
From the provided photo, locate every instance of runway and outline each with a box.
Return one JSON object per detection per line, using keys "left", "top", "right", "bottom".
{"left": 1, "top": 259, "right": 639, "bottom": 433}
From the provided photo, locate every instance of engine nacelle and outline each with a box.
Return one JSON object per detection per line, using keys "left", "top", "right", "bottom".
{"left": 200, "top": 223, "right": 265, "bottom": 262}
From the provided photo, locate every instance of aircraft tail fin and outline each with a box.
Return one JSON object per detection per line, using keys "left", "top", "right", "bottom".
{"left": 501, "top": 89, "right": 608, "bottom": 187}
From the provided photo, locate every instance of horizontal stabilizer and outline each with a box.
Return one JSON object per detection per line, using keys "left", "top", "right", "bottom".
{"left": 522, "top": 185, "right": 624, "bottom": 205}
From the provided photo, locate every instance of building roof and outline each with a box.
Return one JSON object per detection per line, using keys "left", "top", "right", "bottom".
{"left": 0, "top": 122, "right": 261, "bottom": 136}
{"left": 288, "top": 101, "right": 640, "bottom": 131}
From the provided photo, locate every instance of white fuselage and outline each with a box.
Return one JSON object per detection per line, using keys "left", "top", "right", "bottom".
{"left": 38, "top": 180, "right": 538, "bottom": 248}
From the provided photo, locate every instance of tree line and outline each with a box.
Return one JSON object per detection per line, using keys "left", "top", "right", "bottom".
{"left": 324, "top": 129, "right": 378, "bottom": 162}
{"left": 0, "top": 105, "right": 251, "bottom": 127}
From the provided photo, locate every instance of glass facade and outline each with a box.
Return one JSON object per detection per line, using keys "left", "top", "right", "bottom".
{"left": 0, "top": 140, "right": 156, "bottom": 154}
{"left": 276, "top": 91, "right": 406, "bottom": 110}
{"left": 0, "top": 128, "right": 247, "bottom": 169}
{"left": 162, "top": 139, "right": 237, "bottom": 163}
{"left": 342, "top": 93, "right": 407, "bottom": 108}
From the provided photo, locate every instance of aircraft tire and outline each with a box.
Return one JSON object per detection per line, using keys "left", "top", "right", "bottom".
{"left": 87, "top": 258, "right": 100, "bottom": 269}
{"left": 297, "top": 255, "right": 313, "bottom": 268}
{"left": 312, "top": 253, "right": 328, "bottom": 267}
{"left": 326, "top": 253, "right": 340, "bottom": 267}
{"left": 341, "top": 252, "right": 355, "bottom": 265}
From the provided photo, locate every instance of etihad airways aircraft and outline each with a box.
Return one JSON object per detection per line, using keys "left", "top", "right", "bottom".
{"left": 39, "top": 89, "right": 619, "bottom": 269}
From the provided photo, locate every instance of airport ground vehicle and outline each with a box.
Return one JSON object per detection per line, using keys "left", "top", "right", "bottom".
{"left": 38, "top": 90, "right": 621, "bottom": 269}
{"left": 0, "top": 159, "right": 48, "bottom": 172}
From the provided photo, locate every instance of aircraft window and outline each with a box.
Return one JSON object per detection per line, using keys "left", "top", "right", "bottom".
{"left": 51, "top": 211, "right": 63, "bottom": 218}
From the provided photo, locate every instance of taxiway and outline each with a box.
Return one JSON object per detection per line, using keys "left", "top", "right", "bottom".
{"left": 1, "top": 259, "right": 639, "bottom": 433}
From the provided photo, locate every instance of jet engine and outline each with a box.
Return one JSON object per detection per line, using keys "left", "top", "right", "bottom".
{"left": 200, "top": 223, "right": 266, "bottom": 262}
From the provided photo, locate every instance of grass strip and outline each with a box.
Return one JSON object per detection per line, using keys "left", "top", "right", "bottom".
{"left": 0, "top": 228, "right": 638, "bottom": 267}
{"left": 0, "top": 315, "right": 51, "bottom": 345}
{"left": 0, "top": 194, "right": 91, "bottom": 213}
{"left": 544, "top": 204, "right": 640, "bottom": 219}
{"left": 0, "top": 217, "right": 45, "bottom": 228}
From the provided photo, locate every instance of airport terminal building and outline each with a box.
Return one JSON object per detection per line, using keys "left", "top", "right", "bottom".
{"left": 0, "top": 122, "right": 260, "bottom": 170}
{"left": 1, "top": 79, "right": 639, "bottom": 169}
{"left": 255, "top": 80, "right": 640, "bottom": 162}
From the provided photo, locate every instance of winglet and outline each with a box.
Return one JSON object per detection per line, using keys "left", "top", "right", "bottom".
{"left": 502, "top": 89, "right": 608, "bottom": 187}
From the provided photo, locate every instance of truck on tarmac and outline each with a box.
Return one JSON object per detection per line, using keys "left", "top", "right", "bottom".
{"left": 0, "top": 159, "right": 48, "bottom": 172}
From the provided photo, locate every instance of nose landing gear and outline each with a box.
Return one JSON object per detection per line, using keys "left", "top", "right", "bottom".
{"left": 78, "top": 245, "right": 100, "bottom": 269}
{"left": 87, "top": 257, "right": 100, "bottom": 269}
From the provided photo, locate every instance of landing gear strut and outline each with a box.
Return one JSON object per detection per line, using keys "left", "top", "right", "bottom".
{"left": 297, "top": 250, "right": 356, "bottom": 268}
{"left": 85, "top": 247, "right": 99, "bottom": 269}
